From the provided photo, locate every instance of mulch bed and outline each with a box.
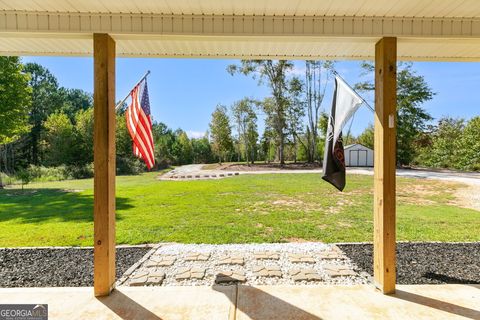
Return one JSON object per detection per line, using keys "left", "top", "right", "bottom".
{"left": 0, "top": 247, "right": 150, "bottom": 287}
{"left": 338, "top": 242, "right": 480, "bottom": 284}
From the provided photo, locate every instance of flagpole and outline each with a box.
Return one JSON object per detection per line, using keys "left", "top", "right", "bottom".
{"left": 332, "top": 70, "right": 375, "bottom": 113}
{"left": 115, "top": 70, "right": 151, "bottom": 110}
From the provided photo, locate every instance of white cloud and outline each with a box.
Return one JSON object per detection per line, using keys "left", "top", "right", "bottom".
{"left": 186, "top": 130, "right": 206, "bottom": 139}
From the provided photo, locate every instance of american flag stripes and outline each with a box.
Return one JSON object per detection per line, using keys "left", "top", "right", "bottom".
{"left": 125, "top": 79, "right": 155, "bottom": 169}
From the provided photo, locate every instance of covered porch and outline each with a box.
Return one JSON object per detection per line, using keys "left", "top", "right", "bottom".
{"left": 1, "top": 284, "right": 479, "bottom": 319}
{"left": 1, "top": 0, "right": 480, "bottom": 318}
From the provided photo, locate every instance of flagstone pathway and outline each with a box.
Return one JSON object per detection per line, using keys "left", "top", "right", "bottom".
{"left": 118, "top": 243, "right": 370, "bottom": 287}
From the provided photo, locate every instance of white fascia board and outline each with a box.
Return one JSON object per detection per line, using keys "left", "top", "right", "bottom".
{"left": 2, "top": 12, "right": 480, "bottom": 38}
{"left": 2, "top": 13, "right": 480, "bottom": 60}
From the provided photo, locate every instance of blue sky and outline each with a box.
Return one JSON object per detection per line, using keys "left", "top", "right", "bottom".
{"left": 22, "top": 56, "right": 480, "bottom": 137}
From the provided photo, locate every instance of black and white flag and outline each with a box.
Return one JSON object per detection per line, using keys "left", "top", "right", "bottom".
{"left": 322, "top": 75, "right": 364, "bottom": 191}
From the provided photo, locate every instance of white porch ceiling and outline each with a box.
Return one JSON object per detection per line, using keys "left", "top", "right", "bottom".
{"left": 2, "top": 0, "right": 480, "bottom": 18}
{"left": 1, "top": 0, "right": 480, "bottom": 61}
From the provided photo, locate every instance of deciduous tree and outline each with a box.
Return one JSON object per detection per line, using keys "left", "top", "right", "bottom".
{"left": 23, "top": 63, "right": 64, "bottom": 164}
{"left": 74, "top": 108, "right": 94, "bottom": 164}
{"left": 231, "top": 98, "right": 258, "bottom": 164}
{"left": 228, "top": 60, "right": 294, "bottom": 165}
{"left": 0, "top": 57, "right": 31, "bottom": 187}
{"left": 59, "top": 88, "right": 93, "bottom": 122}
{"left": 356, "top": 62, "right": 434, "bottom": 165}
{"left": 304, "top": 61, "right": 335, "bottom": 163}
{"left": 42, "top": 112, "right": 76, "bottom": 166}
{"left": 285, "top": 77, "right": 305, "bottom": 163}
{"left": 459, "top": 117, "right": 480, "bottom": 170}
{"left": 209, "top": 105, "right": 233, "bottom": 163}
{"left": 357, "top": 124, "right": 374, "bottom": 150}
{"left": 0, "top": 57, "right": 31, "bottom": 145}
{"left": 191, "top": 135, "right": 213, "bottom": 164}
{"left": 172, "top": 130, "right": 193, "bottom": 165}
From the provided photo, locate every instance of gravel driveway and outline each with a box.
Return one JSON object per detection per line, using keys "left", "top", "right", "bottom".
{"left": 164, "top": 164, "right": 480, "bottom": 185}
{"left": 348, "top": 167, "right": 480, "bottom": 186}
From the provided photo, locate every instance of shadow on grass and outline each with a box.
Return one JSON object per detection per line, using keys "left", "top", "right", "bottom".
{"left": 0, "top": 188, "right": 133, "bottom": 223}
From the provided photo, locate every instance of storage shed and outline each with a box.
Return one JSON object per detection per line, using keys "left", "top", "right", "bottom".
{"left": 345, "top": 144, "right": 374, "bottom": 167}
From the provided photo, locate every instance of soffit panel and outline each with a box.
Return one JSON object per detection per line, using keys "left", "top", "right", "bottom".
{"left": 2, "top": 34, "right": 480, "bottom": 61}
{"left": 2, "top": 1, "right": 480, "bottom": 18}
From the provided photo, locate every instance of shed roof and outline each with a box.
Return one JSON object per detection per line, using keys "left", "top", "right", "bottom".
{"left": 345, "top": 144, "right": 373, "bottom": 151}
{"left": 1, "top": 0, "right": 480, "bottom": 60}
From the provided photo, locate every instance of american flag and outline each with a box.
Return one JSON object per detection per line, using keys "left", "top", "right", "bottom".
{"left": 125, "top": 79, "right": 155, "bottom": 169}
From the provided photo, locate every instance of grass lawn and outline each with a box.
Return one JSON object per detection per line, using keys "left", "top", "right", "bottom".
{"left": 0, "top": 172, "right": 479, "bottom": 247}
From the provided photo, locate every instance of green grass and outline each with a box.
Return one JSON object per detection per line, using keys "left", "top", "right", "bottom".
{"left": 0, "top": 172, "right": 479, "bottom": 247}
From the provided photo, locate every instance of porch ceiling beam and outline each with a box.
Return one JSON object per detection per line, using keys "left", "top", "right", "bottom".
{"left": 2, "top": 12, "right": 480, "bottom": 39}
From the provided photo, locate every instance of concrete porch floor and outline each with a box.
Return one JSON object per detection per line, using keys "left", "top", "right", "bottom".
{"left": 0, "top": 284, "right": 478, "bottom": 320}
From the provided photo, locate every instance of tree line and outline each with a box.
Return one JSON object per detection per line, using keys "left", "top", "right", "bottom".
{"left": 0, "top": 57, "right": 214, "bottom": 182}
{"left": 0, "top": 58, "right": 337, "bottom": 185}
{"left": 1, "top": 56, "right": 479, "bottom": 186}
{"left": 209, "top": 60, "right": 335, "bottom": 164}
{"left": 208, "top": 60, "right": 438, "bottom": 167}
{"left": 206, "top": 61, "right": 480, "bottom": 171}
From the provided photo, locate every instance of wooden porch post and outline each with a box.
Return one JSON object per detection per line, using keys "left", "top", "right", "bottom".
{"left": 373, "top": 37, "right": 397, "bottom": 294}
{"left": 93, "top": 33, "right": 116, "bottom": 297}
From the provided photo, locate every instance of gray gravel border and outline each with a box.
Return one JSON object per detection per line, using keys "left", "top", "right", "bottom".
{"left": 338, "top": 242, "right": 480, "bottom": 284}
{"left": 0, "top": 247, "right": 150, "bottom": 287}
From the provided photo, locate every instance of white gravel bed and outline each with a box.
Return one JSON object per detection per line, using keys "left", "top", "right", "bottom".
{"left": 125, "top": 243, "right": 370, "bottom": 287}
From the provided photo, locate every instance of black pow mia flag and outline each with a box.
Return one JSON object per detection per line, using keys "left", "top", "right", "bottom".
{"left": 322, "top": 76, "right": 364, "bottom": 191}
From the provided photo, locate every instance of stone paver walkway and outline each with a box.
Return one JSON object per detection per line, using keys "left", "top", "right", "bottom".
{"left": 252, "top": 265, "right": 282, "bottom": 277}
{"left": 175, "top": 267, "right": 206, "bottom": 280}
{"left": 288, "top": 253, "right": 316, "bottom": 263}
{"left": 119, "top": 243, "right": 370, "bottom": 287}
{"left": 290, "top": 268, "right": 322, "bottom": 281}
{"left": 254, "top": 251, "right": 280, "bottom": 260}
{"left": 217, "top": 254, "right": 244, "bottom": 265}
{"left": 215, "top": 270, "right": 247, "bottom": 283}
